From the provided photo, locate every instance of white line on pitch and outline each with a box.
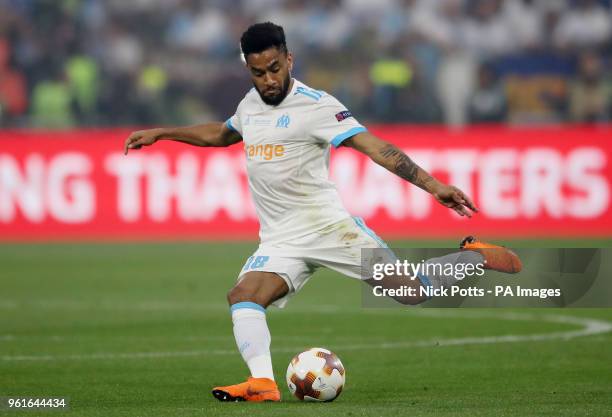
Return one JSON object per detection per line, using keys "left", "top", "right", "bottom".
{"left": 2, "top": 312, "right": 610, "bottom": 362}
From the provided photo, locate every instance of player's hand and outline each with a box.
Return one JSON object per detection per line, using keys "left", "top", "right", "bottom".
{"left": 124, "top": 128, "right": 164, "bottom": 155}
{"left": 432, "top": 184, "right": 478, "bottom": 217}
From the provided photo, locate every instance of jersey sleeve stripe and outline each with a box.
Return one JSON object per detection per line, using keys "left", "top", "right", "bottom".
{"left": 225, "top": 118, "right": 238, "bottom": 132}
{"left": 330, "top": 126, "right": 367, "bottom": 148}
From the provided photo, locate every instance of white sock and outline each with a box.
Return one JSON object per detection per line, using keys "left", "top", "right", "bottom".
{"left": 421, "top": 251, "right": 485, "bottom": 290}
{"left": 231, "top": 302, "right": 274, "bottom": 381}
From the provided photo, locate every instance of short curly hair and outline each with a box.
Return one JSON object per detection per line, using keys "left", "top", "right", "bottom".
{"left": 240, "top": 22, "right": 287, "bottom": 60}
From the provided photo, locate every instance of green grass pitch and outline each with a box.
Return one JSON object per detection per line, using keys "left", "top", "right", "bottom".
{"left": 1, "top": 242, "right": 612, "bottom": 417}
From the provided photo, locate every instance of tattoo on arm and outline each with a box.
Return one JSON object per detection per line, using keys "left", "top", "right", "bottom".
{"left": 379, "top": 144, "right": 435, "bottom": 190}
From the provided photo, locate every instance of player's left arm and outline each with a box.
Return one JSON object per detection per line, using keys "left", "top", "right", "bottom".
{"left": 341, "top": 131, "right": 478, "bottom": 217}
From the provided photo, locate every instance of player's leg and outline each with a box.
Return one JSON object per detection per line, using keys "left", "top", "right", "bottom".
{"left": 365, "top": 239, "right": 522, "bottom": 305}
{"left": 372, "top": 235, "right": 522, "bottom": 302}
{"left": 212, "top": 271, "right": 287, "bottom": 402}
{"left": 213, "top": 254, "right": 313, "bottom": 402}
{"left": 365, "top": 249, "right": 486, "bottom": 305}
{"left": 227, "top": 271, "right": 289, "bottom": 382}
{"left": 312, "top": 217, "right": 521, "bottom": 306}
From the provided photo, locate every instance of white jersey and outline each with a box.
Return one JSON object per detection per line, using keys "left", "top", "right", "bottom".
{"left": 226, "top": 79, "right": 367, "bottom": 246}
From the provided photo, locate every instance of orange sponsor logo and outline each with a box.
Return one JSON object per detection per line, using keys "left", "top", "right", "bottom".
{"left": 246, "top": 144, "right": 285, "bottom": 160}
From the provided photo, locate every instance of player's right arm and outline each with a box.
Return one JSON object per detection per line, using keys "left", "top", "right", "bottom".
{"left": 123, "top": 123, "right": 242, "bottom": 155}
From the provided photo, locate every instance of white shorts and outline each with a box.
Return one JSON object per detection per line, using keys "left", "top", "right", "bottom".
{"left": 237, "top": 216, "right": 395, "bottom": 308}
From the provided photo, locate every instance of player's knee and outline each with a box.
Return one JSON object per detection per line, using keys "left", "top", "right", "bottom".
{"left": 395, "top": 294, "right": 427, "bottom": 306}
{"left": 226, "top": 286, "right": 246, "bottom": 305}
{"left": 226, "top": 284, "right": 258, "bottom": 306}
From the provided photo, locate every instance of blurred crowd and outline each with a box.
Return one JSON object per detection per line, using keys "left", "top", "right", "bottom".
{"left": 0, "top": 0, "right": 611, "bottom": 128}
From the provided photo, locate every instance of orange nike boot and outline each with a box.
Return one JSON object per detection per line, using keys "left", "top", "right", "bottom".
{"left": 212, "top": 377, "right": 281, "bottom": 402}
{"left": 460, "top": 236, "right": 522, "bottom": 273}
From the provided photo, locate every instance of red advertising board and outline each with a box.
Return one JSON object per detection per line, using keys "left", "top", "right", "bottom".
{"left": 0, "top": 126, "right": 610, "bottom": 240}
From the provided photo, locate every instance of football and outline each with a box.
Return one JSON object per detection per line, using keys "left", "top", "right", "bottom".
{"left": 286, "top": 347, "right": 346, "bottom": 401}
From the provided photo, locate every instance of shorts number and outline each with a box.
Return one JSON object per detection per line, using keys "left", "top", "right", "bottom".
{"left": 242, "top": 256, "right": 270, "bottom": 271}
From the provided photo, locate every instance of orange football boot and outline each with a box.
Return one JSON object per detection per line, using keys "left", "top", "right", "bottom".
{"left": 212, "top": 377, "right": 281, "bottom": 402}
{"left": 460, "top": 236, "right": 522, "bottom": 273}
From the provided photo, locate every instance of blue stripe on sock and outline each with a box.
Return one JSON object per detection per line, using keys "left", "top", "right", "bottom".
{"left": 230, "top": 302, "right": 265, "bottom": 313}
{"left": 417, "top": 274, "right": 432, "bottom": 288}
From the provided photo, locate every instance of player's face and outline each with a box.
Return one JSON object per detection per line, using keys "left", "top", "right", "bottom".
{"left": 246, "top": 47, "right": 293, "bottom": 106}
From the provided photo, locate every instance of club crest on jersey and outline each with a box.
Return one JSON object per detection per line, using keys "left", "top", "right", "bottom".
{"left": 276, "top": 114, "right": 290, "bottom": 128}
{"left": 335, "top": 110, "right": 353, "bottom": 122}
